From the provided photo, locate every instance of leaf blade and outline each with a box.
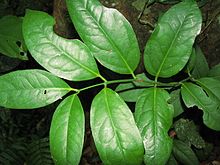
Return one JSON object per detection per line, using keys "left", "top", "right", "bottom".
{"left": 0, "top": 69, "right": 71, "bottom": 109}
{"left": 50, "top": 94, "right": 85, "bottom": 165}
{"left": 135, "top": 88, "right": 174, "bottom": 165}
{"left": 181, "top": 82, "right": 220, "bottom": 131}
{"left": 144, "top": 1, "right": 202, "bottom": 78}
{"left": 173, "top": 140, "right": 199, "bottom": 165}
{"left": 91, "top": 88, "right": 144, "bottom": 165}
{"left": 66, "top": 0, "right": 140, "bottom": 75}
{"left": 196, "top": 77, "right": 220, "bottom": 102}
{"left": 23, "top": 9, "right": 100, "bottom": 81}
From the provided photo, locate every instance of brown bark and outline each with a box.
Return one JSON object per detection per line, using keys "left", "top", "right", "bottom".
{"left": 53, "top": 0, "right": 75, "bottom": 38}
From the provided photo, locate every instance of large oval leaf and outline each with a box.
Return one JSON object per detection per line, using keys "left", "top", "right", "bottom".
{"left": 144, "top": 1, "right": 202, "bottom": 78}
{"left": 23, "top": 10, "right": 100, "bottom": 81}
{"left": 50, "top": 94, "right": 85, "bottom": 165}
{"left": 181, "top": 82, "right": 220, "bottom": 131}
{"left": 134, "top": 88, "right": 174, "bottom": 165}
{"left": 0, "top": 69, "right": 71, "bottom": 109}
{"left": 91, "top": 88, "right": 144, "bottom": 165}
{"left": 66, "top": 0, "right": 140, "bottom": 75}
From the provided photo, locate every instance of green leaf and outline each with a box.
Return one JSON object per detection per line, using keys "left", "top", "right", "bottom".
{"left": 196, "top": 77, "right": 220, "bottom": 102}
{"left": 208, "top": 64, "right": 220, "bottom": 81}
{"left": 181, "top": 82, "right": 220, "bottom": 131}
{"left": 166, "top": 153, "right": 178, "bottom": 165}
{"left": 169, "top": 89, "right": 184, "bottom": 117}
{"left": 186, "top": 48, "right": 196, "bottom": 73}
{"left": 50, "top": 94, "right": 85, "bottom": 165}
{"left": 134, "top": 88, "right": 174, "bottom": 165}
{"left": 172, "top": 139, "right": 199, "bottom": 165}
{"left": 132, "top": 0, "right": 152, "bottom": 14}
{"left": 66, "top": 0, "right": 140, "bottom": 75}
{"left": 118, "top": 89, "right": 146, "bottom": 102}
{"left": 144, "top": 1, "right": 202, "bottom": 78}
{"left": 115, "top": 82, "right": 135, "bottom": 92}
{"left": 191, "top": 45, "right": 209, "bottom": 78}
{"left": 174, "top": 119, "right": 205, "bottom": 148}
{"left": 0, "top": 69, "right": 71, "bottom": 109}
{"left": 23, "top": 9, "right": 100, "bottom": 81}
{"left": 91, "top": 88, "right": 144, "bottom": 165}
{"left": 0, "top": 15, "right": 27, "bottom": 60}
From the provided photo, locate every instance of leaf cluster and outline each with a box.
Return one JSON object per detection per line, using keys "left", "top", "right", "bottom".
{"left": 0, "top": 0, "right": 219, "bottom": 165}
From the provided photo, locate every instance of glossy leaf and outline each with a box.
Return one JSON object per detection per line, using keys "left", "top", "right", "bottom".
{"left": 181, "top": 82, "right": 220, "bottom": 131}
{"left": 208, "top": 64, "right": 220, "bottom": 81}
{"left": 0, "top": 15, "right": 27, "bottom": 60}
{"left": 23, "top": 10, "right": 100, "bottom": 81}
{"left": 169, "top": 89, "right": 184, "bottom": 117}
{"left": 191, "top": 45, "right": 209, "bottom": 78}
{"left": 144, "top": 1, "right": 202, "bottom": 78}
{"left": 50, "top": 94, "right": 85, "bottom": 165}
{"left": 66, "top": 0, "right": 140, "bottom": 75}
{"left": 196, "top": 77, "right": 220, "bottom": 102}
{"left": 118, "top": 89, "right": 146, "bottom": 102}
{"left": 0, "top": 69, "right": 71, "bottom": 109}
{"left": 91, "top": 88, "right": 144, "bottom": 165}
{"left": 135, "top": 88, "right": 174, "bottom": 165}
{"left": 172, "top": 140, "right": 199, "bottom": 165}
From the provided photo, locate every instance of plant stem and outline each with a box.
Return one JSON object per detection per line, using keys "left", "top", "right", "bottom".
{"left": 77, "top": 78, "right": 135, "bottom": 93}
{"left": 72, "top": 76, "right": 191, "bottom": 94}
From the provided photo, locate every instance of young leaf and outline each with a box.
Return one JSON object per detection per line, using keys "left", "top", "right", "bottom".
{"left": 0, "top": 69, "right": 71, "bottom": 109}
{"left": 144, "top": 1, "right": 202, "bottom": 78}
{"left": 172, "top": 140, "right": 199, "bottom": 165}
{"left": 196, "top": 77, "right": 220, "bottom": 102}
{"left": 23, "top": 10, "right": 100, "bottom": 81}
{"left": 181, "top": 82, "right": 220, "bottom": 131}
{"left": 208, "top": 63, "right": 220, "bottom": 81}
{"left": 135, "top": 88, "right": 174, "bottom": 165}
{"left": 50, "top": 94, "right": 85, "bottom": 165}
{"left": 118, "top": 89, "right": 146, "bottom": 102}
{"left": 191, "top": 45, "right": 209, "bottom": 78}
{"left": 91, "top": 88, "right": 144, "bottom": 165}
{"left": 0, "top": 15, "right": 27, "bottom": 60}
{"left": 66, "top": 0, "right": 140, "bottom": 75}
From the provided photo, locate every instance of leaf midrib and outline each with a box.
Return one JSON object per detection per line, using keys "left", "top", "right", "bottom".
{"left": 182, "top": 84, "right": 209, "bottom": 112}
{"left": 81, "top": 2, "right": 134, "bottom": 74}
{"left": 0, "top": 87, "right": 71, "bottom": 92}
{"left": 33, "top": 24, "right": 99, "bottom": 78}
{"left": 156, "top": 16, "right": 186, "bottom": 78}
{"left": 104, "top": 89, "right": 125, "bottom": 160}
